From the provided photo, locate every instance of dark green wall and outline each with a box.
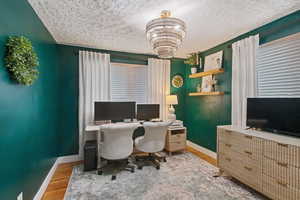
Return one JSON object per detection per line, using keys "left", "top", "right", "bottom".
{"left": 56, "top": 44, "right": 186, "bottom": 155}
{"left": 170, "top": 59, "right": 187, "bottom": 121}
{"left": 185, "top": 10, "right": 300, "bottom": 152}
{"left": 0, "top": 1, "right": 61, "bottom": 199}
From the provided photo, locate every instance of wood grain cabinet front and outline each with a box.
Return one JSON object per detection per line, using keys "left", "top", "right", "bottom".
{"left": 217, "top": 126, "right": 300, "bottom": 200}
{"left": 165, "top": 127, "right": 186, "bottom": 155}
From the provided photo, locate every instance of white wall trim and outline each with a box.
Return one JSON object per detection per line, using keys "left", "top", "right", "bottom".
{"left": 187, "top": 140, "right": 217, "bottom": 159}
{"left": 33, "top": 154, "right": 80, "bottom": 200}
{"left": 33, "top": 159, "right": 59, "bottom": 200}
{"left": 56, "top": 154, "right": 81, "bottom": 164}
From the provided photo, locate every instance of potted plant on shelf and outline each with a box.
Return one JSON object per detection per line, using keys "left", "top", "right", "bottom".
{"left": 184, "top": 53, "right": 199, "bottom": 74}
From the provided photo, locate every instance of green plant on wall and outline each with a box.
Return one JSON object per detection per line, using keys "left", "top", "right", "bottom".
{"left": 5, "top": 36, "right": 39, "bottom": 85}
{"left": 184, "top": 53, "right": 198, "bottom": 66}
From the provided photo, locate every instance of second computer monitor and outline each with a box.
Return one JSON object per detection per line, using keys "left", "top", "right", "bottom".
{"left": 137, "top": 104, "right": 160, "bottom": 121}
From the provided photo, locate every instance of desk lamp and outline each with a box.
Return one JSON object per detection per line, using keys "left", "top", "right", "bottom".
{"left": 166, "top": 95, "right": 178, "bottom": 121}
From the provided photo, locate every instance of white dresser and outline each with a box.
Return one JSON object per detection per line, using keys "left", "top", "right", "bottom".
{"left": 217, "top": 125, "right": 300, "bottom": 200}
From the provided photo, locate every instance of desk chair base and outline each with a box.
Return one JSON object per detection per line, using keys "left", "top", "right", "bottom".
{"left": 135, "top": 153, "right": 166, "bottom": 170}
{"left": 97, "top": 159, "right": 135, "bottom": 180}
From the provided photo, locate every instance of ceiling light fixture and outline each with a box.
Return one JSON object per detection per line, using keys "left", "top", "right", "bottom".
{"left": 146, "top": 10, "right": 186, "bottom": 59}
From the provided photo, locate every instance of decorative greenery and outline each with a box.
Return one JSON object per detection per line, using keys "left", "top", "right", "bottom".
{"left": 184, "top": 53, "right": 198, "bottom": 67}
{"left": 5, "top": 36, "right": 39, "bottom": 85}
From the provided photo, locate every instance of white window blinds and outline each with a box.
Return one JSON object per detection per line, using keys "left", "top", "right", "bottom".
{"left": 256, "top": 33, "right": 300, "bottom": 97}
{"left": 111, "top": 63, "right": 147, "bottom": 103}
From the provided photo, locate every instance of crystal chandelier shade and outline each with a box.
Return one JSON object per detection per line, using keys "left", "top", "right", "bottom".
{"left": 146, "top": 10, "right": 186, "bottom": 58}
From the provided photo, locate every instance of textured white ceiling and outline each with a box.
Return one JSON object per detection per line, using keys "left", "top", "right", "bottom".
{"left": 28, "top": 0, "right": 300, "bottom": 58}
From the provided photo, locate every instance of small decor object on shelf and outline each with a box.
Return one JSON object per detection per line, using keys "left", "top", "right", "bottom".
{"left": 202, "top": 76, "right": 218, "bottom": 92}
{"left": 172, "top": 75, "right": 184, "bottom": 88}
{"left": 207, "top": 76, "right": 218, "bottom": 92}
{"left": 184, "top": 53, "right": 199, "bottom": 74}
{"left": 212, "top": 76, "right": 218, "bottom": 92}
{"left": 204, "top": 51, "right": 223, "bottom": 70}
{"left": 196, "top": 83, "right": 202, "bottom": 92}
{"left": 202, "top": 78, "right": 213, "bottom": 92}
{"left": 4, "top": 36, "right": 39, "bottom": 85}
{"left": 199, "top": 57, "right": 202, "bottom": 69}
{"left": 202, "top": 51, "right": 223, "bottom": 92}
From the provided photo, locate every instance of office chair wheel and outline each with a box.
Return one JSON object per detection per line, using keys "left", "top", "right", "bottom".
{"left": 163, "top": 157, "right": 167, "bottom": 162}
{"left": 131, "top": 168, "right": 135, "bottom": 173}
{"left": 111, "top": 175, "right": 116, "bottom": 180}
{"left": 138, "top": 166, "right": 143, "bottom": 170}
{"left": 97, "top": 170, "right": 103, "bottom": 175}
{"left": 156, "top": 165, "right": 160, "bottom": 170}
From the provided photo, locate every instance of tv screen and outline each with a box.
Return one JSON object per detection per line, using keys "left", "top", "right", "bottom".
{"left": 136, "top": 104, "right": 160, "bottom": 120}
{"left": 247, "top": 98, "right": 300, "bottom": 137}
{"left": 94, "top": 101, "right": 136, "bottom": 121}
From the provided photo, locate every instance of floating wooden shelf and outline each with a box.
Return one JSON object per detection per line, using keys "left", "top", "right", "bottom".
{"left": 189, "top": 68, "right": 224, "bottom": 78}
{"left": 189, "top": 91, "right": 224, "bottom": 96}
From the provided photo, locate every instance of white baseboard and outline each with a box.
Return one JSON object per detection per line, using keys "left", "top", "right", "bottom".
{"left": 187, "top": 140, "right": 217, "bottom": 159}
{"left": 33, "top": 158, "right": 59, "bottom": 200}
{"left": 57, "top": 154, "right": 81, "bottom": 164}
{"left": 33, "top": 154, "right": 80, "bottom": 200}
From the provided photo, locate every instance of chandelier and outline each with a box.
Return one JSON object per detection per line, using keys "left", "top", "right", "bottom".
{"left": 146, "top": 10, "right": 186, "bottom": 58}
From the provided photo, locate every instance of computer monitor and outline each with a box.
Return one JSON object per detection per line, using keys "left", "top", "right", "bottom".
{"left": 137, "top": 104, "right": 160, "bottom": 121}
{"left": 94, "top": 101, "right": 136, "bottom": 121}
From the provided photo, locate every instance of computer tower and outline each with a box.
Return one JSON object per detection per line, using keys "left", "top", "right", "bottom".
{"left": 84, "top": 140, "right": 97, "bottom": 171}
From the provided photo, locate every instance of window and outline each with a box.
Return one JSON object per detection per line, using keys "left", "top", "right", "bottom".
{"left": 256, "top": 33, "right": 300, "bottom": 97}
{"left": 111, "top": 63, "right": 147, "bottom": 103}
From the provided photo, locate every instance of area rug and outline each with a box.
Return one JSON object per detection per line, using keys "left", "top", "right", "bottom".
{"left": 64, "top": 152, "right": 266, "bottom": 200}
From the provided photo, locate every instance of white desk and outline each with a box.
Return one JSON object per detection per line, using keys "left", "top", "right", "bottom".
{"left": 85, "top": 121, "right": 173, "bottom": 171}
{"left": 85, "top": 124, "right": 102, "bottom": 131}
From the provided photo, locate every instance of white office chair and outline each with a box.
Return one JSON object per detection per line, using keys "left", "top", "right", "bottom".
{"left": 134, "top": 121, "right": 171, "bottom": 169}
{"left": 98, "top": 123, "right": 139, "bottom": 180}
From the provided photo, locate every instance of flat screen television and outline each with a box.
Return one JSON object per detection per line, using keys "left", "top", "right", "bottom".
{"left": 94, "top": 101, "right": 136, "bottom": 121}
{"left": 136, "top": 104, "right": 160, "bottom": 121}
{"left": 247, "top": 98, "right": 300, "bottom": 137}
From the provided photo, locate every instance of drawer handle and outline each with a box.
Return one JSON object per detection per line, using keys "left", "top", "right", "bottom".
{"left": 244, "top": 151, "right": 252, "bottom": 155}
{"left": 244, "top": 135, "right": 253, "bottom": 139}
{"left": 244, "top": 166, "right": 252, "bottom": 171}
{"left": 277, "top": 143, "right": 288, "bottom": 148}
{"left": 277, "top": 162, "right": 288, "bottom": 167}
{"left": 225, "top": 130, "right": 232, "bottom": 133}
{"left": 277, "top": 180, "right": 287, "bottom": 187}
{"left": 225, "top": 143, "right": 232, "bottom": 148}
{"left": 225, "top": 157, "right": 231, "bottom": 162}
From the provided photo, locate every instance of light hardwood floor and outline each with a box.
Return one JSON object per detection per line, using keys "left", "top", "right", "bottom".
{"left": 41, "top": 146, "right": 216, "bottom": 200}
{"left": 41, "top": 161, "right": 82, "bottom": 200}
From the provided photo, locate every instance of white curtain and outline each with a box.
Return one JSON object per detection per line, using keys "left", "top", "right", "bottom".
{"left": 146, "top": 58, "right": 170, "bottom": 121}
{"left": 79, "top": 51, "right": 111, "bottom": 158}
{"left": 232, "top": 34, "right": 259, "bottom": 128}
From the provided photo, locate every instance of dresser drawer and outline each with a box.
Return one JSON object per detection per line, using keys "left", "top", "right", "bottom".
{"left": 165, "top": 140, "right": 186, "bottom": 151}
{"left": 218, "top": 128, "right": 242, "bottom": 144}
{"left": 263, "top": 157, "right": 300, "bottom": 190}
{"left": 218, "top": 147, "right": 261, "bottom": 188}
{"left": 218, "top": 151, "right": 240, "bottom": 175}
{"left": 240, "top": 135, "right": 263, "bottom": 161}
{"left": 239, "top": 161, "right": 262, "bottom": 191}
{"left": 218, "top": 129, "right": 263, "bottom": 161}
{"left": 263, "top": 174, "right": 300, "bottom": 200}
{"left": 264, "top": 140, "right": 300, "bottom": 168}
{"left": 167, "top": 133, "right": 186, "bottom": 142}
